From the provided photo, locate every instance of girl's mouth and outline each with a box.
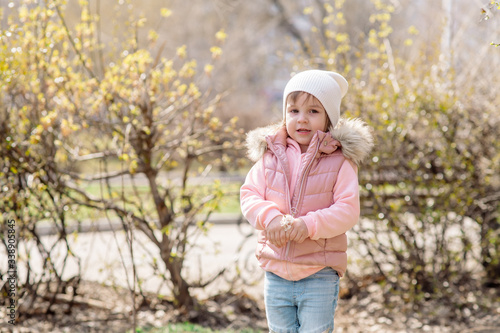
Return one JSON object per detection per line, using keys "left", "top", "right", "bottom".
{"left": 297, "top": 129, "right": 311, "bottom": 134}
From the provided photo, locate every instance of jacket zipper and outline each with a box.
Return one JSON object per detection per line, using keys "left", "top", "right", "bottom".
{"left": 284, "top": 139, "right": 321, "bottom": 279}
{"left": 292, "top": 142, "right": 321, "bottom": 215}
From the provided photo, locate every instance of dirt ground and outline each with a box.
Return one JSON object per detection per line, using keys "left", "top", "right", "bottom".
{"left": 1, "top": 280, "right": 499, "bottom": 333}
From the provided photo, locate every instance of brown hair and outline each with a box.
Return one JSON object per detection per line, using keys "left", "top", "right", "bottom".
{"left": 284, "top": 91, "right": 332, "bottom": 131}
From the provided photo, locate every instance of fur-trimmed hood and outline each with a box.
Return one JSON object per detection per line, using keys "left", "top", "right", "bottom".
{"left": 245, "top": 117, "right": 374, "bottom": 166}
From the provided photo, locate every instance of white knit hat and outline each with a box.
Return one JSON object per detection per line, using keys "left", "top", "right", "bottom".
{"left": 283, "top": 70, "right": 348, "bottom": 130}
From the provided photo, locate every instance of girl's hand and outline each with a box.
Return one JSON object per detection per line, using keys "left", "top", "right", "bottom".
{"left": 265, "top": 215, "right": 287, "bottom": 248}
{"left": 287, "top": 218, "right": 309, "bottom": 243}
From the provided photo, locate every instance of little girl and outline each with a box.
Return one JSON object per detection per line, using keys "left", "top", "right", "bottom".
{"left": 240, "top": 70, "right": 373, "bottom": 333}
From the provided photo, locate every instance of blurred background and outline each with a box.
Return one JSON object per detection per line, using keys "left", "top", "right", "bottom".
{"left": 0, "top": 0, "right": 499, "bottom": 332}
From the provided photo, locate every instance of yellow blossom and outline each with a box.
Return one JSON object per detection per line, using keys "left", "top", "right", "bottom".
{"left": 408, "top": 25, "right": 419, "bottom": 35}
{"left": 336, "top": 44, "right": 350, "bottom": 53}
{"left": 303, "top": 6, "right": 313, "bottom": 15}
{"left": 176, "top": 45, "right": 187, "bottom": 58}
{"left": 215, "top": 29, "right": 227, "bottom": 42}
{"left": 136, "top": 17, "right": 147, "bottom": 28}
{"left": 61, "top": 119, "right": 72, "bottom": 137}
{"left": 187, "top": 83, "right": 201, "bottom": 98}
{"left": 179, "top": 60, "right": 197, "bottom": 78}
{"left": 161, "top": 8, "right": 172, "bottom": 18}
{"left": 210, "top": 46, "right": 222, "bottom": 59}
{"left": 177, "top": 84, "right": 187, "bottom": 95}
{"left": 55, "top": 149, "right": 68, "bottom": 163}
{"left": 129, "top": 160, "right": 138, "bottom": 174}
{"left": 335, "top": 33, "right": 349, "bottom": 43}
{"left": 204, "top": 64, "right": 214, "bottom": 75}
{"left": 40, "top": 111, "right": 57, "bottom": 130}
{"left": 209, "top": 117, "right": 221, "bottom": 130}
{"left": 148, "top": 30, "right": 159, "bottom": 43}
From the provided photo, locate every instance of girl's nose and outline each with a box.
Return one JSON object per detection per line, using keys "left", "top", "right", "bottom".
{"left": 297, "top": 111, "right": 308, "bottom": 122}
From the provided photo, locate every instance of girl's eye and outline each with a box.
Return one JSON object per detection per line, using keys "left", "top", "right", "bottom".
{"left": 289, "top": 109, "right": 299, "bottom": 113}
{"left": 310, "top": 109, "right": 319, "bottom": 113}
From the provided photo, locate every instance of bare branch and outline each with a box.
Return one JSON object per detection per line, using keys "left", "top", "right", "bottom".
{"left": 270, "top": 0, "right": 309, "bottom": 54}
{"left": 65, "top": 183, "right": 160, "bottom": 247}
{"left": 53, "top": 2, "right": 98, "bottom": 80}
{"left": 62, "top": 169, "right": 132, "bottom": 182}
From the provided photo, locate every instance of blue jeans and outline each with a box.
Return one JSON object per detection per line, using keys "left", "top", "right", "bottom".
{"left": 264, "top": 267, "right": 340, "bottom": 333}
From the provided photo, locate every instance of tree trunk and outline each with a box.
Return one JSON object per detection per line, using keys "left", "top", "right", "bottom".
{"left": 163, "top": 254, "right": 194, "bottom": 309}
{"left": 148, "top": 165, "right": 195, "bottom": 310}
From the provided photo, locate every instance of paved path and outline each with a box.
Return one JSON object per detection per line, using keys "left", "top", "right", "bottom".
{"left": 7, "top": 215, "right": 264, "bottom": 300}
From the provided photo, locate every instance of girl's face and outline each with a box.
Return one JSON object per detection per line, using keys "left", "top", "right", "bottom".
{"left": 285, "top": 92, "right": 329, "bottom": 153}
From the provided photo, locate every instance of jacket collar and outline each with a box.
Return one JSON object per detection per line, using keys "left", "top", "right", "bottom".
{"left": 245, "top": 117, "right": 374, "bottom": 166}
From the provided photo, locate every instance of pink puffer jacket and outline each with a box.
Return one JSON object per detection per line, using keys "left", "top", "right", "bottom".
{"left": 240, "top": 118, "right": 373, "bottom": 281}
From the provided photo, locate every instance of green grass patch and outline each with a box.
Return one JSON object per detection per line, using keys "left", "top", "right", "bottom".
{"left": 67, "top": 179, "right": 242, "bottom": 223}
{"left": 133, "top": 323, "right": 261, "bottom": 333}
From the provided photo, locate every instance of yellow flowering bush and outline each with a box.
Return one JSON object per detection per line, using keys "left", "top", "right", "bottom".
{"left": 0, "top": 0, "right": 244, "bottom": 312}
